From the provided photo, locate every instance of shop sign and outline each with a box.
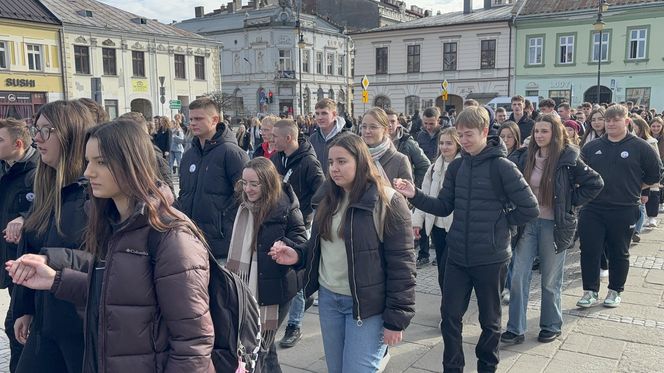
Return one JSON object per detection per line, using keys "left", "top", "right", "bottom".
{"left": 132, "top": 79, "right": 149, "bottom": 93}
{"left": 5, "top": 78, "right": 36, "bottom": 88}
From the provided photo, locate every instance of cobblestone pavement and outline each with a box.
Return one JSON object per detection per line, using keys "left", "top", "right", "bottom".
{"left": 2, "top": 186, "right": 664, "bottom": 372}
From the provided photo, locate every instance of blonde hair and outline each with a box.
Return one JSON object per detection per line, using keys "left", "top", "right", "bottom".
{"left": 315, "top": 98, "right": 337, "bottom": 112}
{"left": 456, "top": 106, "right": 489, "bottom": 131}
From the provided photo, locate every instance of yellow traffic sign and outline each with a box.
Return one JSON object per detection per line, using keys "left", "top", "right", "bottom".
{"left": 361, "top": 75, "right": 369, "bottom": 90}
{"left": 442, "top": 93, "right": 448, "bottom": 101}
{"left": 362, "top": 90, "right": 369, "bottom": 103}
{"left": 442, "top": 79, "right": 449, "bottom": 90}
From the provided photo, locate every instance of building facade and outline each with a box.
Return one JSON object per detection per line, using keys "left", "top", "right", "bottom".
{"left": 351, "top": 0, "right": 516, "bottom": 116}
{"left": 176, "top": 2, "right": 353, "bottom": 117}
{"left": 514, "top": 0, "right": 664, "bottom": 109}
{"left": 41, "top": 0, "right": 221, "bottom": 120}
{"left": 0, "top": 0, "right": 64, "bottom": 122}
{"left": 303, "top": 0, "right": 424, "bottom": 32}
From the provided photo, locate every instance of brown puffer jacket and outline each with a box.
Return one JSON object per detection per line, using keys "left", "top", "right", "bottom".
{"left": 52, "top": 209, "right": 214, "bottom": 373}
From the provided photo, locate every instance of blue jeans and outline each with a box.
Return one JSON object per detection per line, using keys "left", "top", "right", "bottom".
{"left": 318, "top": 286, "right": 386, "bottom": 373}
{"left": 287, "top": 290, "right": 305, "bottom": 327}
{"left": 507, "top": 219, "right": 566, "bottom": 335}
{"left": 169, "top": 151, "right": 182, "bottom": 170}
{"left": 635, "top": 203, "right": 647, "bottom": 233}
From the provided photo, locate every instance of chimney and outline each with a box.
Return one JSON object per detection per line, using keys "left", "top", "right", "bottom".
{"left": 484, "top": 0, "right": 492, "bottom": 10}
{"left": 194, "top": 6, "right": 204, "bottom": 18}
{"left": 234, "top": 0, "right": 242, "bottom": 10}
{"left": 463, "top": 0, "right": 472, "bottom": 14}
{"left": 227, "top": 1, "right": 234, "bottom": 13}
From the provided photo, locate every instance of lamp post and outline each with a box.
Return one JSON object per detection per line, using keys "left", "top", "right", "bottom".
{"left": 594, "top": 0, "right": 609, "bottom": 105}
{"left": 296, "top": 0, "right": 305, "bottom": 116}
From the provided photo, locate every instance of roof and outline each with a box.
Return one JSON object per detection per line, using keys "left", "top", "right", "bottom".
{"left": 39, "top": 0, "right": 209, "bottom": 41}
{"left": 520, "top": 0, "right": 663, "bottom": 16}
{"left": 176, "top": 6, "right": 342, "bottom": 36}
{"left": 356, "top": 4, "right": 514, "bottom": 34}
{"left": 0, "top": 0, "right": 60, "bottom": 25}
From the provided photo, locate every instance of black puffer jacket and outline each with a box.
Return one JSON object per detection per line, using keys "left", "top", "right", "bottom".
{"left": 253, "top": 184, "right": 308, "bottom": 306}
{"left": 177, "top": 123, "right": 249, "bottom": 258}
{"left": 270, "top": 137, "right": 325, "bottom": 227}
{"left": 510, "top": 145, "right": 604, "bottom": 252}
{"left": 411, "top": 137, "right": 540, "bottom": 267}
{"left": 394, "top": 130, "right": 430, "bottom": 188}
{"left": 13, "top": 180, "right": 91, "bottom": 338}
{"left": 294, "top": 183, "right": 416, "bottom": 331}
{"left": 0, "top": 149, "right": 38, "bottom": 288}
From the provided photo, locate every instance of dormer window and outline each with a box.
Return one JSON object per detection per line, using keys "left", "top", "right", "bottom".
{"left": 76, "top": 9, "right": 93, "bottom": 17}
{"left": 131, "top": 17, "right": 148, "bottom": 25}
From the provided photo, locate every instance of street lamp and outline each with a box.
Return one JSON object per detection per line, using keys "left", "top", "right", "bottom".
{"left": 594, "top": 0, "right": 608, "bottom": 105}
{"left": 298, "top": 32, "right": 305, "bottom": 116}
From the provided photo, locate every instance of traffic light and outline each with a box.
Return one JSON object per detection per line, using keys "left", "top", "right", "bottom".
{"left": 268, "top": 91, "right": 274, "bottom": 104}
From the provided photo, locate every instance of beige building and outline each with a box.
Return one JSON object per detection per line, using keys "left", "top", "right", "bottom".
{"left": 41, "top": 0, "right": 221, "bottom": 120}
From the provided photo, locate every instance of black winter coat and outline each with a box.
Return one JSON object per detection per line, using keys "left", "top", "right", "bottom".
{"left": 411, "top": 137, "right": 540, "bottom": 267}
{"left": 270, "top": 137, "right": 324, "bottom": 227}
{"left": 0, "top": 150, "right": 38, "bottom": 288}
{"left": 510, "top": 145, "right": 604, "bottom": 252}
{"left": 254, "top": 184, "right": 308, "bottom": 306}
{"left": 13, "top": 180, "right": 91, "bottom": 338}
{"left": 152, "top": 129, "right": 172, "bottom": 156}
{"left": 394, "top": 131, "right": 431, "bottom": 188}
{"left": 509, "top": 113, "right": 535, "bottom": 144}
{"left": 294, "top": 183, "right": 416, "bottom": 331}
{"left": 177, "top": 123, "right": 249, "bottom": 258}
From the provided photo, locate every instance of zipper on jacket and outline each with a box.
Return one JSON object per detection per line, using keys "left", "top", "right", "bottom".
{"left": 98, "top": 237, "right": 117, "bottom": 373}
{"left": 303, "top": 236, "right": 319, "bottom": 296}
{"left": 349, "top": 210, "right": 363, "bottom": 326}
{"left": 465, "top": 161, "right": 472, "bottom": 266}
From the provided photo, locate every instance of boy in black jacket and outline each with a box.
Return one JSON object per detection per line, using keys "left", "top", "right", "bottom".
{"left": 577, "top": 104, "right": 662, "bottom": 308}
{"left": 394, "top": 106, "right": 539, "bottom": 373}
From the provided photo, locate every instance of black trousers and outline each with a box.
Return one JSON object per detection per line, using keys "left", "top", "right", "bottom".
{"left": 15, "top": 330, "right": 84, "bottom": 373}
{"left": 430, "top": 226, "right": 448, "bottom": 300}
{"left": 645, "top": 190, "right": 660, "bottom": 217}
{"left": 5, "top": 284, "right": 23, "bottom": 373}
{"left": 417, "top": 229, "right": 430, "bottom": 260}
{"left": 579, "top": 206, "right": 640, "bottom": 293}
{"left": 441, "top": 260, "right": 508, "bottom": 373}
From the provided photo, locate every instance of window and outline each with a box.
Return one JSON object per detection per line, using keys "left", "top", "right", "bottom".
{"left": 591, "top": 32, "right": 609, "bottom": 62}
{"left": 132, "top": 51, "right": 145, "bottom": 77}
{"left": 548, "top": 90, "right": 571, "bottom": 106}
{"left": 74, "top": 45, "right": 90, "bottom": 74}
{"left": 326, "top": 53, "right": 334, "bottom": 75}
{"left": 337, "top": 55, "right": 344, "bottom": 76}
{"left": 405, "top": 95, "right": 420, "bottom": 116}
{"left": 279, "top": 49, "right": 292, "bottom": 70}
{"left": 407, "top": 44, "right": 420, "bottom": 73}
{"left": 104, "top": 100, "right": 119, "bottom": 120}
{"left": 525, "top": 90, "right": 539, "bottom": 97}
{"left": 0, "top": 41, "right": 8, "bottom": 69}
{"left": 628, "top": 28, "right": 647, "bottom": 60}
{"left": 102, "top": 48, "right": 116, "bottom": 75}
{"left": 375, "top": 47, "right": 388, "bottom": 75}
{"left": 527, "top": 37, "right": 543, "bottom": 65}
{"left": 174, "top": 54, "right": 186, "bottom": 79}
{"left": 481, "top": 39, "right": 496, "bottom": 69}
{"left": 625, "top": 87, "right": 651, "bottom": 108}
{"left": 316, "top": 52, "right": 323, "bottom": 74}
{"left": 26, "top": 44, "right": 42, "bottom": 71}
{"left": 302, "top": 50, "right": 310, "bottom": 73}
{"left": 443, "top": 42, "right": 457, "bottom": 71}
{"left": 195, "top": 56, "right": 205, "bottom": 80}
{"left": 558, "top": 35, "right": 574, "bottom": 64}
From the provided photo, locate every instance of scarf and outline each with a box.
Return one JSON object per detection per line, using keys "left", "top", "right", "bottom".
{"left": 226, "top": 204, "right": 280, "bottom": 348}
{"left": 368, "top": 136, "right": 392, "bottom": 183}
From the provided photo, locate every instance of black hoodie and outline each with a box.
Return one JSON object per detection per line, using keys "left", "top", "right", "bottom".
{"left": 270, "top": 136, "right": 324, "bottom": 227}
{"left": 411, "top": 137, "right": 539, "bottom": 266}
{"left": 177, "top": 123, "right": 249, "bottom": 258}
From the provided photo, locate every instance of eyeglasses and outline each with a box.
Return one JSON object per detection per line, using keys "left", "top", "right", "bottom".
{"left": 240, "top": 180, "right": 261, "bottom": 188}
{"left": 30, "top": 125, "right": 56, "bottom": 141}
{"left": 500, "top": 134, "right": 515, "bottom": 139}
{"left": 360, "top": 124, "right": 383, "bottom": 132}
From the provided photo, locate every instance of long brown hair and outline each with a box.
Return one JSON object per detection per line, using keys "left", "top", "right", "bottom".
{"left": 523, "top": 114, "right": 569, "bottom": 208}
{"left": 580, "top": 107, "right": 606, "bottom": 146}
{"left": 315, "top": 133, "right": 389, "bottom": 241}
{"left": 25, "top": 100, "right": 93, "bottom": 236}
{"left": 235, "top": 157, "right": 282, "bottom": 251}
{"left": 631, "top": 115, "right": 652, "bottom": 140}
{"left": 84, "top": 120, "right": 205, "bottom": 258}
{"left": 498, "top": 121, "right": 521, "bottom": 154}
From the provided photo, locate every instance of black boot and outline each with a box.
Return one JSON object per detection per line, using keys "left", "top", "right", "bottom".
{"left": 279, "top": 324, "right": 302, "bottom": 348}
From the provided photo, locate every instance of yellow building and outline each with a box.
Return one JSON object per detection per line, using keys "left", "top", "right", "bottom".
{"left": 0, "top": 0, "right": 64, "bottom": 121}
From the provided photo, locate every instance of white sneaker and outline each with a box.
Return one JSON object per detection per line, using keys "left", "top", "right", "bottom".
{"left": 377, "top": 350, "right": 391, "bottom": 372}
{"left": 600, "top": 269, "right": 609, "bottom": 278}
{"left": 650, "top": 218, "right": 658, "bottom": 227}
{"left": 659, "top": 204, "right": 664, "bottom": 213}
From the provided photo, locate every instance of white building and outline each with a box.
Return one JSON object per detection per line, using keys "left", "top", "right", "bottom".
{"left": 176, "top": 1, "right": 353, "bottom": 117}
{"left": 41, "top": 0, "right": 222, "bottom": 120}
{"left": 351, "top": 0, "right": 516, "bottom": 115}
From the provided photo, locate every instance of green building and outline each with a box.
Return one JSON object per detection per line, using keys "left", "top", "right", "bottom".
{"left": 514, "top": 0, "right": 664, "bottom": 109}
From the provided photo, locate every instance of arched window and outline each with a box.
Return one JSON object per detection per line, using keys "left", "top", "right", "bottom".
{"left": 317, "top": 87, "right": 324, "bottom": 102}
{"left": 405, "top": 95, "right": 420, "bottom": 116}
{"left": 304, "top": 87, "right": 311, "bottom": 114}
{"left": 374, "top": 95, "right": 391, "bottom": 109}
{"left": 328, "top": 89, "right": 335, "bottom": 100}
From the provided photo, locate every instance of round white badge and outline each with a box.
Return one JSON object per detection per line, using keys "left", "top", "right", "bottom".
{"left": 189, "top": 164, "right": 197, "bottom": 173}
{"left": 25, "top": 192, "right": 35, "bottom": 202}
{"left": 621, "top": 151, "right": 629, "bottom": 159}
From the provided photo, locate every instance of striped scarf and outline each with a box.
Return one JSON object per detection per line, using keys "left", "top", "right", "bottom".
{"left": 368, "top": 136, "right": 392, "bottom": 183}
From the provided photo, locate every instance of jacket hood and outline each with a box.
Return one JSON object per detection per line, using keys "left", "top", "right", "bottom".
{"left": 599, "top": 132, "right": 638, "bottom": 147}
{"left": 462, "top": 135, "right": 507, "bottom": 162}
{"left": 1, "top": 147, "right": 38, "bottom": 175}
{"left": 558, "top": 144, "right": 580, "bottom": 167}
{"left": 287, "top": 138, "right": 317, "bottom": 163}
{"left": 193, "top": 122, "right": 237, "bottom": 151}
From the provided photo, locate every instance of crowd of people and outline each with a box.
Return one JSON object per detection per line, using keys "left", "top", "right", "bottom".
{"left": 0, "top": 93, "right": 662, "bottom": 373}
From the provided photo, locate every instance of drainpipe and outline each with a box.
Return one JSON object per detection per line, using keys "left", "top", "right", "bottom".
{"left": 507, "top": 18, "right": 513, "bottom": 96}
{"left": 58, "top": 26, "right": 69, "bottom": 100}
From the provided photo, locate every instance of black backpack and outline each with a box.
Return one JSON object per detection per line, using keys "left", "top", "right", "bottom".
{"left": 148, "top": 229, "right": 263, "bottom": 373}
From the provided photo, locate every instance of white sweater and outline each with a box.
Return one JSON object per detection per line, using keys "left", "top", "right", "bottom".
{"left": 412, "top": 154, "right": 460, "bottom": 234}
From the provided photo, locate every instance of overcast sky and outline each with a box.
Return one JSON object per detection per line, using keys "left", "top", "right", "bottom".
{"left": 99, "top": 0, "right": 486, "bottom": 24}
